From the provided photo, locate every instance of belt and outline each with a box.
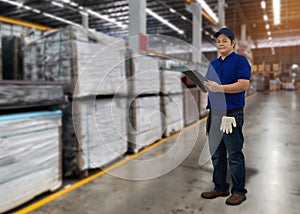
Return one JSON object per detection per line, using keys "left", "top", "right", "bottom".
{"left": 210, "top": 108, "right": 243, "bottom": 115}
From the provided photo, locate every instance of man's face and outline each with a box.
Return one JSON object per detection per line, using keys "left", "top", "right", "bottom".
{"left": 216, "top": 34, "right": 234, "bottom": 56}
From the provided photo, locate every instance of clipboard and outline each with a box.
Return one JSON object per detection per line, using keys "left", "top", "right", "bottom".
{"left": 182, "top": 70, "right": 209, "bottom": 92}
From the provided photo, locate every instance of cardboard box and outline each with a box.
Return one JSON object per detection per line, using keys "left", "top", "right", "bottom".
{"left": 273, "top": 63, "right": 280, "bottom": 71}
{"left": 258, "top": 64, "right": 264, "bottom": 72}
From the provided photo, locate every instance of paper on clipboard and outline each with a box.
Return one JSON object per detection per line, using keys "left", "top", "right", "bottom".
{"left": 182, "top": 70, "right": 209, "bottom": 92}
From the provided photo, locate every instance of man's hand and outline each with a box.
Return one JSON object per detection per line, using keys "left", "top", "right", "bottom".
{"left": 204, "top": 80, "right": 223, "bottom": 92}
{"left": 220, "top": 116, "right": 237, "bottom": 134}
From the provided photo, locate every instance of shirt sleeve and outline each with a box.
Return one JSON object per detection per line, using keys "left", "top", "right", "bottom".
{"left": 237, "top": 56, "right": 251, "bottom": 80}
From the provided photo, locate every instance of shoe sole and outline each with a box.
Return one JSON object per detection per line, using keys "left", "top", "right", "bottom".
{"left": 225, "top": 196, "right": 246, "bottom": 205}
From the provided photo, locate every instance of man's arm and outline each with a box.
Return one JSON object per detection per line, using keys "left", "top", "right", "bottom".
{"left": 204, "top": 79, "right": 249, "bottom": 93}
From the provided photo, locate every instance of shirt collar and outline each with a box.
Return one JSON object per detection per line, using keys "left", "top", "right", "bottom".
{"left": 218, "top": 51, "right": 236, "bottom": 61}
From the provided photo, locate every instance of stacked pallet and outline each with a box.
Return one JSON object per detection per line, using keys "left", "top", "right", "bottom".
{"left": 127, "top": 55, "right": 162, "bottom": 153}
{"left": 0, "top": 79, "right": 65, "bottom": 212}
{"left": 160, "top": 70, "right": 183, "bottom": 95}
{"left": 131, "top": 56, "right": 160, "bottom": 95}
{"left": 128, "top": 96, "right": 162, "bottom": 152}
{"left": 0, "top": 31, "right": 2, "bottom": 80}
{"left": 160, "top": 70, "right": 184, "bottom": 136}
{"left": 23, "top": 26, "right": 127, "bottom": 97}
{"left": 64, "top": 97, "right": 127, "bottom": 176}
{"left": 183, "top": 87, "right": 200, "bottom": 125}
{"left": 0, "top": 111, "right": 62, "bottom": 213}
{"left": 23, "top": 26, "right": 128, "bottom": 176}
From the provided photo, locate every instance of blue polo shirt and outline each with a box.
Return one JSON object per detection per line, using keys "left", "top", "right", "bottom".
{"left": 205, "top": 52, "right": 251, "bottom": 111}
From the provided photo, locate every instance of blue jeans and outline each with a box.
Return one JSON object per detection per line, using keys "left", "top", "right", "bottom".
{"left": 207, "top": 111, "right": 247, "bottom": 195}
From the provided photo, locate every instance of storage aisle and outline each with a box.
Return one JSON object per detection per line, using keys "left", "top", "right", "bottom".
{"left": 15, "top": 91, "right": 300, "bottom": 214}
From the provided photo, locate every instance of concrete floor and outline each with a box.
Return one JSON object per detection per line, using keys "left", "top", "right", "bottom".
{"left": 21, "top": 91, "right": 300, "bottom": 214}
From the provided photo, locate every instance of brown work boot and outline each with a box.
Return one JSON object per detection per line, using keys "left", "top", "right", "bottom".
{"left": 201, "top": 190, "right": 230, "bottom": 199}
{"left": 225, "top": 193, "right": 246, "bottom": 205}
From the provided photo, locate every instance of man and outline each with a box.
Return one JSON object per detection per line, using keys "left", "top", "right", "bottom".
{"left": 201, "top": 27, "right": 251, "bottom": 206}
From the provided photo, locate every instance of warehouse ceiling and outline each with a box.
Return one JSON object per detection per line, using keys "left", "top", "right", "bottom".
{"left": 0, "top": 0, "right": 300, "bottom": 50}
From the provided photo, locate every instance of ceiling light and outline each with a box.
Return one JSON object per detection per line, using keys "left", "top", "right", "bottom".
{"left": 169, "top": 8, "right": 176, "bottom": 13}
{"left": 265, "top": 24, "right": 270, "bottom": 29}
{"left": 52, "top": 1, "right": 64, "bottom": 8}
{"left": 86, "top": 9, "right": 127, "bottom": 29}
{"left": 23, "top": 5, "right": 31, "bottom": 10}
{"left": 59, "top": 0, "right": 70, "bottom": 3}
{"left": 181, "top": 16, "right": 187, "bottom": 20}
{"left": 146, "top": 8, "right": 184, "bottom": 35}
{"left": 196, "top": 0, "right": 219, "bottom": 24}
{"left": 268, "top": 36, "right": 272, "bottom": 40}
{"left": 263, "top": 14, "right": 268, "bottom": 21}
{"left": 0, "top": 0, "right": 40, "bottom": 13}
{"left": 43, "top": 12, "right": 80, "bottom": 27}
{"left": 69, "top": 2, "right": 78, "bottom": 7}
{"left": 273, "top": 0, "right": 281, "bottom": 25}
{"left": 267, "top": 31, "right": 271, "bottom": 36}
{"left": 261, "top": 1, "right": 266, "bottom": 9}
{"left": 32, "top": 9, "right": 41, "bottom": 13}
{"left": 0, "top": 0, "right": 23, "bottom": 7}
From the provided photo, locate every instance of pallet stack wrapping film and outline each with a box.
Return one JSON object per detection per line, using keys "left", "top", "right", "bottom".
{"left": 183, "top": 87, "right": 200, "bottom": 125}
{"left": 0, "top": 111, "right": 62, "bottom": 213}
{"left": 0, "top": 69, "right": 64, "bottom": 212}
{"left": 127, "top": 56, "right": 162, "bottom": 152}
{"left": 0, "top": 30, "right": 2, "bottom": 80}
{"left": 0, "top": 81, "right": 64, "bottom": 107}
{"left": 160, "top": 69, "right": 184, "bottom": 136}
{"left": 23, "top": 26, "right": 128, "bottom": 177}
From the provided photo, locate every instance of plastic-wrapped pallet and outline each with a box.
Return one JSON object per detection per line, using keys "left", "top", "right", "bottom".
{"left": 128, "top": 96, "right": 162, "bottom": 153}
{"left": 63, "top": 97, "right": 127, "bottom": 176}
{"left": 160, "top": 70, "right": 183, "bottom": 94}
{"left": 0, "top": 81, "right": 64, "bottom": 107}
{"left": 23, "top": 26, "right": 127, "bottom": 97}
{"left": 0, "top": 31, "right": 2, "bottom": 80}
{"left": 132, "top": 56, "right": 160, "bottom": 95}
{"left": 183, "top": 87, "right": 200, "bottom": 126}
{"left": 161, "top": 94, "right": 184, "bottom": 137}
{"left": 0, "top": 111, "right": 62, "bottom": 213}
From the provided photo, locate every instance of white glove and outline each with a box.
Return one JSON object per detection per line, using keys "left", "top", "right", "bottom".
{"left": 220, "top": 116, "right": 237, "bottom": 134}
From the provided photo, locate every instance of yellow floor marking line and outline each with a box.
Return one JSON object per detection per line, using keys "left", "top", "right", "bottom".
{"left": 15, "top": 118, "right": 206, "bottom": 214}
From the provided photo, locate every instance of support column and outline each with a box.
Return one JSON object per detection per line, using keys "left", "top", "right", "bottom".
{"left": 186, "top": 2, "right": 202, "bottom": 64}
{"left": 128, "top": 0, "right": 146, "bottom": 53}
{"left": 218, "top": 0, "right": 225, "bottom": 28}
{"left": 241, "top": 24, "right": 246, "bottom": 42}
{"left": 82, "top": 9, "right": 89, "bottom": 29}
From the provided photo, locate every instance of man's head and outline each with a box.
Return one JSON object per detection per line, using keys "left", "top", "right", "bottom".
{"left": 214, "top": 27, "right": 235, "bottom": 56}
